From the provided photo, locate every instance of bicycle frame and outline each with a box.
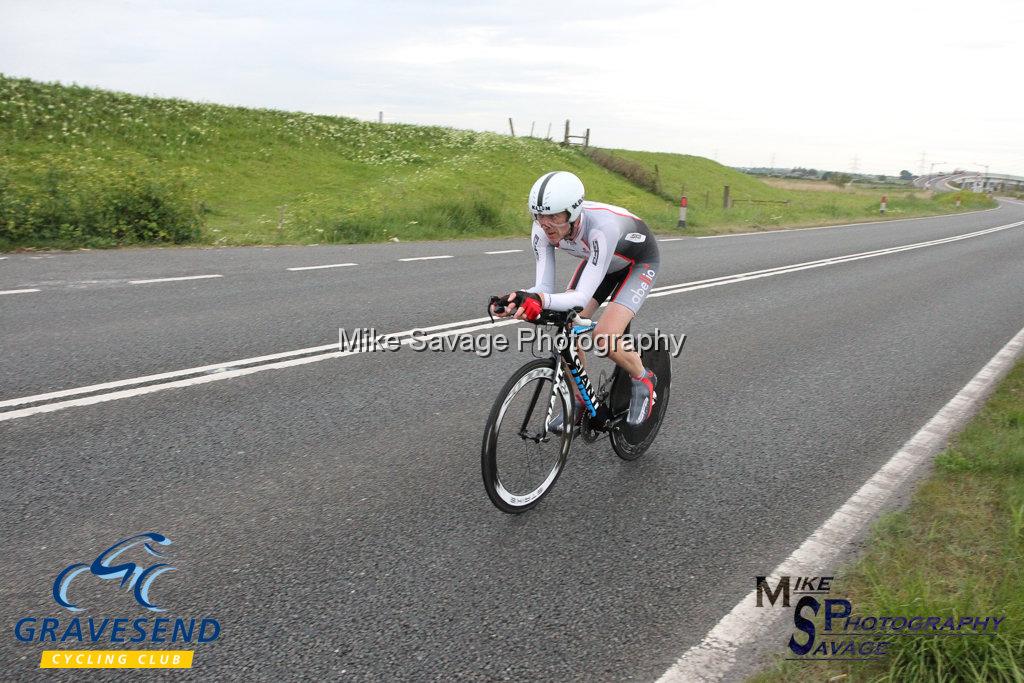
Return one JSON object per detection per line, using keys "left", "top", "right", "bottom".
{"left": 482, "top": 301, "right": 668, "bottom": 512}
{"left": 541, "top": 316, "right": 626, "bottom": 434}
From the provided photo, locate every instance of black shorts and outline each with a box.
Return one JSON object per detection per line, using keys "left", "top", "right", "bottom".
{"left": 567, "top": 257, "right": 660, "bottom": 314}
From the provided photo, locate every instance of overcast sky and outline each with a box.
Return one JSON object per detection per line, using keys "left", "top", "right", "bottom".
{"left": 3, "top": 0, "right": 1022, "bottom": 176}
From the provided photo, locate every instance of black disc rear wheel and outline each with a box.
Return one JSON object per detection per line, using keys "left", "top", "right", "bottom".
{"left": 609, "top": 336, "right": 671, "bottom": 461}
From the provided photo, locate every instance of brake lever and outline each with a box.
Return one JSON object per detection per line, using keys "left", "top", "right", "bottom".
{"left": 488, "top": 295, "right": 509, "bottom": 324}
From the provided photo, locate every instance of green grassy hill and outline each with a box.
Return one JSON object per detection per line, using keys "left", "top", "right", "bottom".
{"left": 0, "top": 74, "right": 994, "bottom": 249}
{"left": 602, "top": 147, "right": 991, "bottom": 232}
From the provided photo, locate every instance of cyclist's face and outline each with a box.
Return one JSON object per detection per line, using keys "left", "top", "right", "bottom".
{"left": 535, "top": 211, "right": 572, "bottom": 243}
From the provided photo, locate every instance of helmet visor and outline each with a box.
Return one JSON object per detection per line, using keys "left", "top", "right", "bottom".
{"left": 532, "top": 211, "right": 570, "bottom": 227}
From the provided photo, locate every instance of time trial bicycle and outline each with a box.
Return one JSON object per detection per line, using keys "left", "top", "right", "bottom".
{"left": 481, "top": 298, "right": 674, "bottom": 513}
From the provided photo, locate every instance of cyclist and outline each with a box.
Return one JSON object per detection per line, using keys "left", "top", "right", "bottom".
{"left": 490, "top": 170, "right": 660, "bottom": 430}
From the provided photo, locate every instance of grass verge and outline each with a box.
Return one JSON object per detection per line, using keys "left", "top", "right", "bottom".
{"left": 749, "top": 355, "right": 1024, "bottom": 683}
{"left": 0, "top": 74, "right": 999, "bottom": 250}
{"left": 605, "top": 147, "right": 997, "bottom": 235}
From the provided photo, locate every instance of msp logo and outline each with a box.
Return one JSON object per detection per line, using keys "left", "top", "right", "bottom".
{"left": 13, "top": 532, "right": 221, "bottom": 670}
{"left": 54, "top": 533, "right": 176, "bottom": 612}
{"left": 755, "top": 575, "right": 1006, "bottom": 661}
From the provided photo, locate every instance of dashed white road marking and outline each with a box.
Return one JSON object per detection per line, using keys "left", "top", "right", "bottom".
{"left": 286, "top": 263, "right": 357, "bottom": 271}
{"left": 657, "top": 322, "right": 1024, "bottom": 683}
{"left": 0, "top": 288, "right": 40, "bottom": 296}
{"left": 485, "top": 249, "right": 523, "bottom": 254}
{"left": 659, "top": 238, "right": 685, "bottom": 242}
{"left": 129, "top": 274, "right": 223, "bottom": 285}
{"left": 398, "top": 255, "right": 453, "bottom": 262}
{"left": 2, "top": 219, "right": 1021, "bottom": 421}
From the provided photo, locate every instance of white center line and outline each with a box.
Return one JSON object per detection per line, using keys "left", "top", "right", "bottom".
{"left": 399, "top": 255, "right": 453, "bottom": 262}
{"left": 2, "top": 219, "right": 1020, "bottom": 421}
{"left": 129, "top": 274, "right": 223, "bottom": 285}
{"left": 659, "top": 238, "right": 685, "bottom": 242}
{"left": 286, "top": 263, "right": 358, "bottom": 271}
{"left": 695, "top": 205, "right": 1000, "bottom": 239}
{"left": 485, "top": 249, "right": 523, "bottom": 254}
{"left": 0, "top": 288, "right": 40, "bottom": 296}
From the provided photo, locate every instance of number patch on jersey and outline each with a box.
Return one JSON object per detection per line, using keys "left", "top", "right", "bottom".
{"left": 625, "top": 232, "right": 646, "bottom": 243}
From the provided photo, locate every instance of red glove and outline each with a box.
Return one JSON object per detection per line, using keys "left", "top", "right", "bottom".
{"left": 514, "top": 291, "right": 543, "bottom": 322}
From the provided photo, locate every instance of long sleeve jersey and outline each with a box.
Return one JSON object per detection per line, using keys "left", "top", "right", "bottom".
{"left": 527, "top": 201, "right": 658, "bottom": 310}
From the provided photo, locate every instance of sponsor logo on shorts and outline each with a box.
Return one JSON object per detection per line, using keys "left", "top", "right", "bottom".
{"left": 624, "top": 232, "right": 646, "bottom": 243}
{"left": 630, "top": 265, "right": 656, "bottom": 305}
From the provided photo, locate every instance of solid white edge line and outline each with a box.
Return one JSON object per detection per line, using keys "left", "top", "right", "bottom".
{"left": 656, "top": 324, "right": 1024, "bottom": 683}
{"left": 695, "top": 205, "right": 1000, "bottom": 239}
{"left": 398, "top": 255, "right": 454, "bottom": 262}
{"left": 0, "top": 288, "right": 41, "bottom": 295}
{"left": 286, "top": 263, "right": 357, "bottom": 271}
{"left": 485, "top": 249, "right": 523, "bottom": 254}
{"left": 2, "top": 219, "right": 1021, "bottom": 419}
{"left": 129, "top": 274, "right": 223, "bottom": 284}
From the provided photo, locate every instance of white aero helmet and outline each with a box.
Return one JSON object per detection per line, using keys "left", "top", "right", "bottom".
{"left": 528, "top": 171, "right": 585, "bottom": 223}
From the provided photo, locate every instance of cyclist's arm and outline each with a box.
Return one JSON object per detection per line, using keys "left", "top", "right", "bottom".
{"left": 540, "top": 229, "right": 612, "bottom": 311}
{"left": 526, "top": 222, "right": 556, "bottom": 294}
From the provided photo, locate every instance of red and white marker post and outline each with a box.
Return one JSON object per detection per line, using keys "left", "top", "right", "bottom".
{"left": 880, "top": 195, "right": 888, "bottom": 214}
{"left": 678, "top": 196, "right": 688, "bottom": 228}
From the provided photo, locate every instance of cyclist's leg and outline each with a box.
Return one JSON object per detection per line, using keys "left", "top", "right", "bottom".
{"left": 561, "top": 263, "right": 631, "bottom": 405}
{"left": 564, "top": 265, "right": 611, "bottom": 396}
{"left": 602, "top": 258, "right": 660, "bottom": 424}
{"left": 595, "top": 256, "right": 658, "bottom": 375}
{"left": 593, "top": 302, "right": 643, "bottom": 377}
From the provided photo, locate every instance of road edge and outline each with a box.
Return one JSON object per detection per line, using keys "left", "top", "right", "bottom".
{"left": 655, "top": 321, "right": 1024, "bottom": 682}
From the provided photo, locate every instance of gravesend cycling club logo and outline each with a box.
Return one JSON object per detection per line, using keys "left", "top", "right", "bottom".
{"left": 53, "top": 532, "right": 176, "bottom": 612}
{"left": 755, "top": 575, "right": 1006, "bottom": 661}
{"left": 12, "top": 532, "right": 222, "bottom": 670}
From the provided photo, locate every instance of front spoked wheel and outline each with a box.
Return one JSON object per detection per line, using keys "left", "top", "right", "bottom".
{"left": 482, "top": 358, "right": 574, "bottom": 513}
{"left": 609, "top": 339, "right": 672, "bottom": 461}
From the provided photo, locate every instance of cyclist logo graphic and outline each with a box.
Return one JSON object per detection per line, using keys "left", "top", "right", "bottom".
{"left": 52, "top": 533, "right": 176, "bottom": 613}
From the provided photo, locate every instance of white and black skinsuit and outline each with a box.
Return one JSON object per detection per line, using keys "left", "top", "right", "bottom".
{"left": 528, "top": 200, "right": 661, "bottom": 314}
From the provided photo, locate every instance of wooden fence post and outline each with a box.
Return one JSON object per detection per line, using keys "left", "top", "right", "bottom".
{"left": 723, "top": 185, "right": 731, "bottom": 209}
{"left": 508, "top": 118, "right": 515, "bottom": 137}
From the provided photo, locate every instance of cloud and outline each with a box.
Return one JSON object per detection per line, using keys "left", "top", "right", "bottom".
{"left": 1, "top": 0, "right": 1022, "bottom": 174}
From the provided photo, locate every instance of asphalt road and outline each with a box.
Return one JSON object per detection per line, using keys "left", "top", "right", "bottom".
{"left": 2, "top": 200, "right": 1024, "bottom": 680}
